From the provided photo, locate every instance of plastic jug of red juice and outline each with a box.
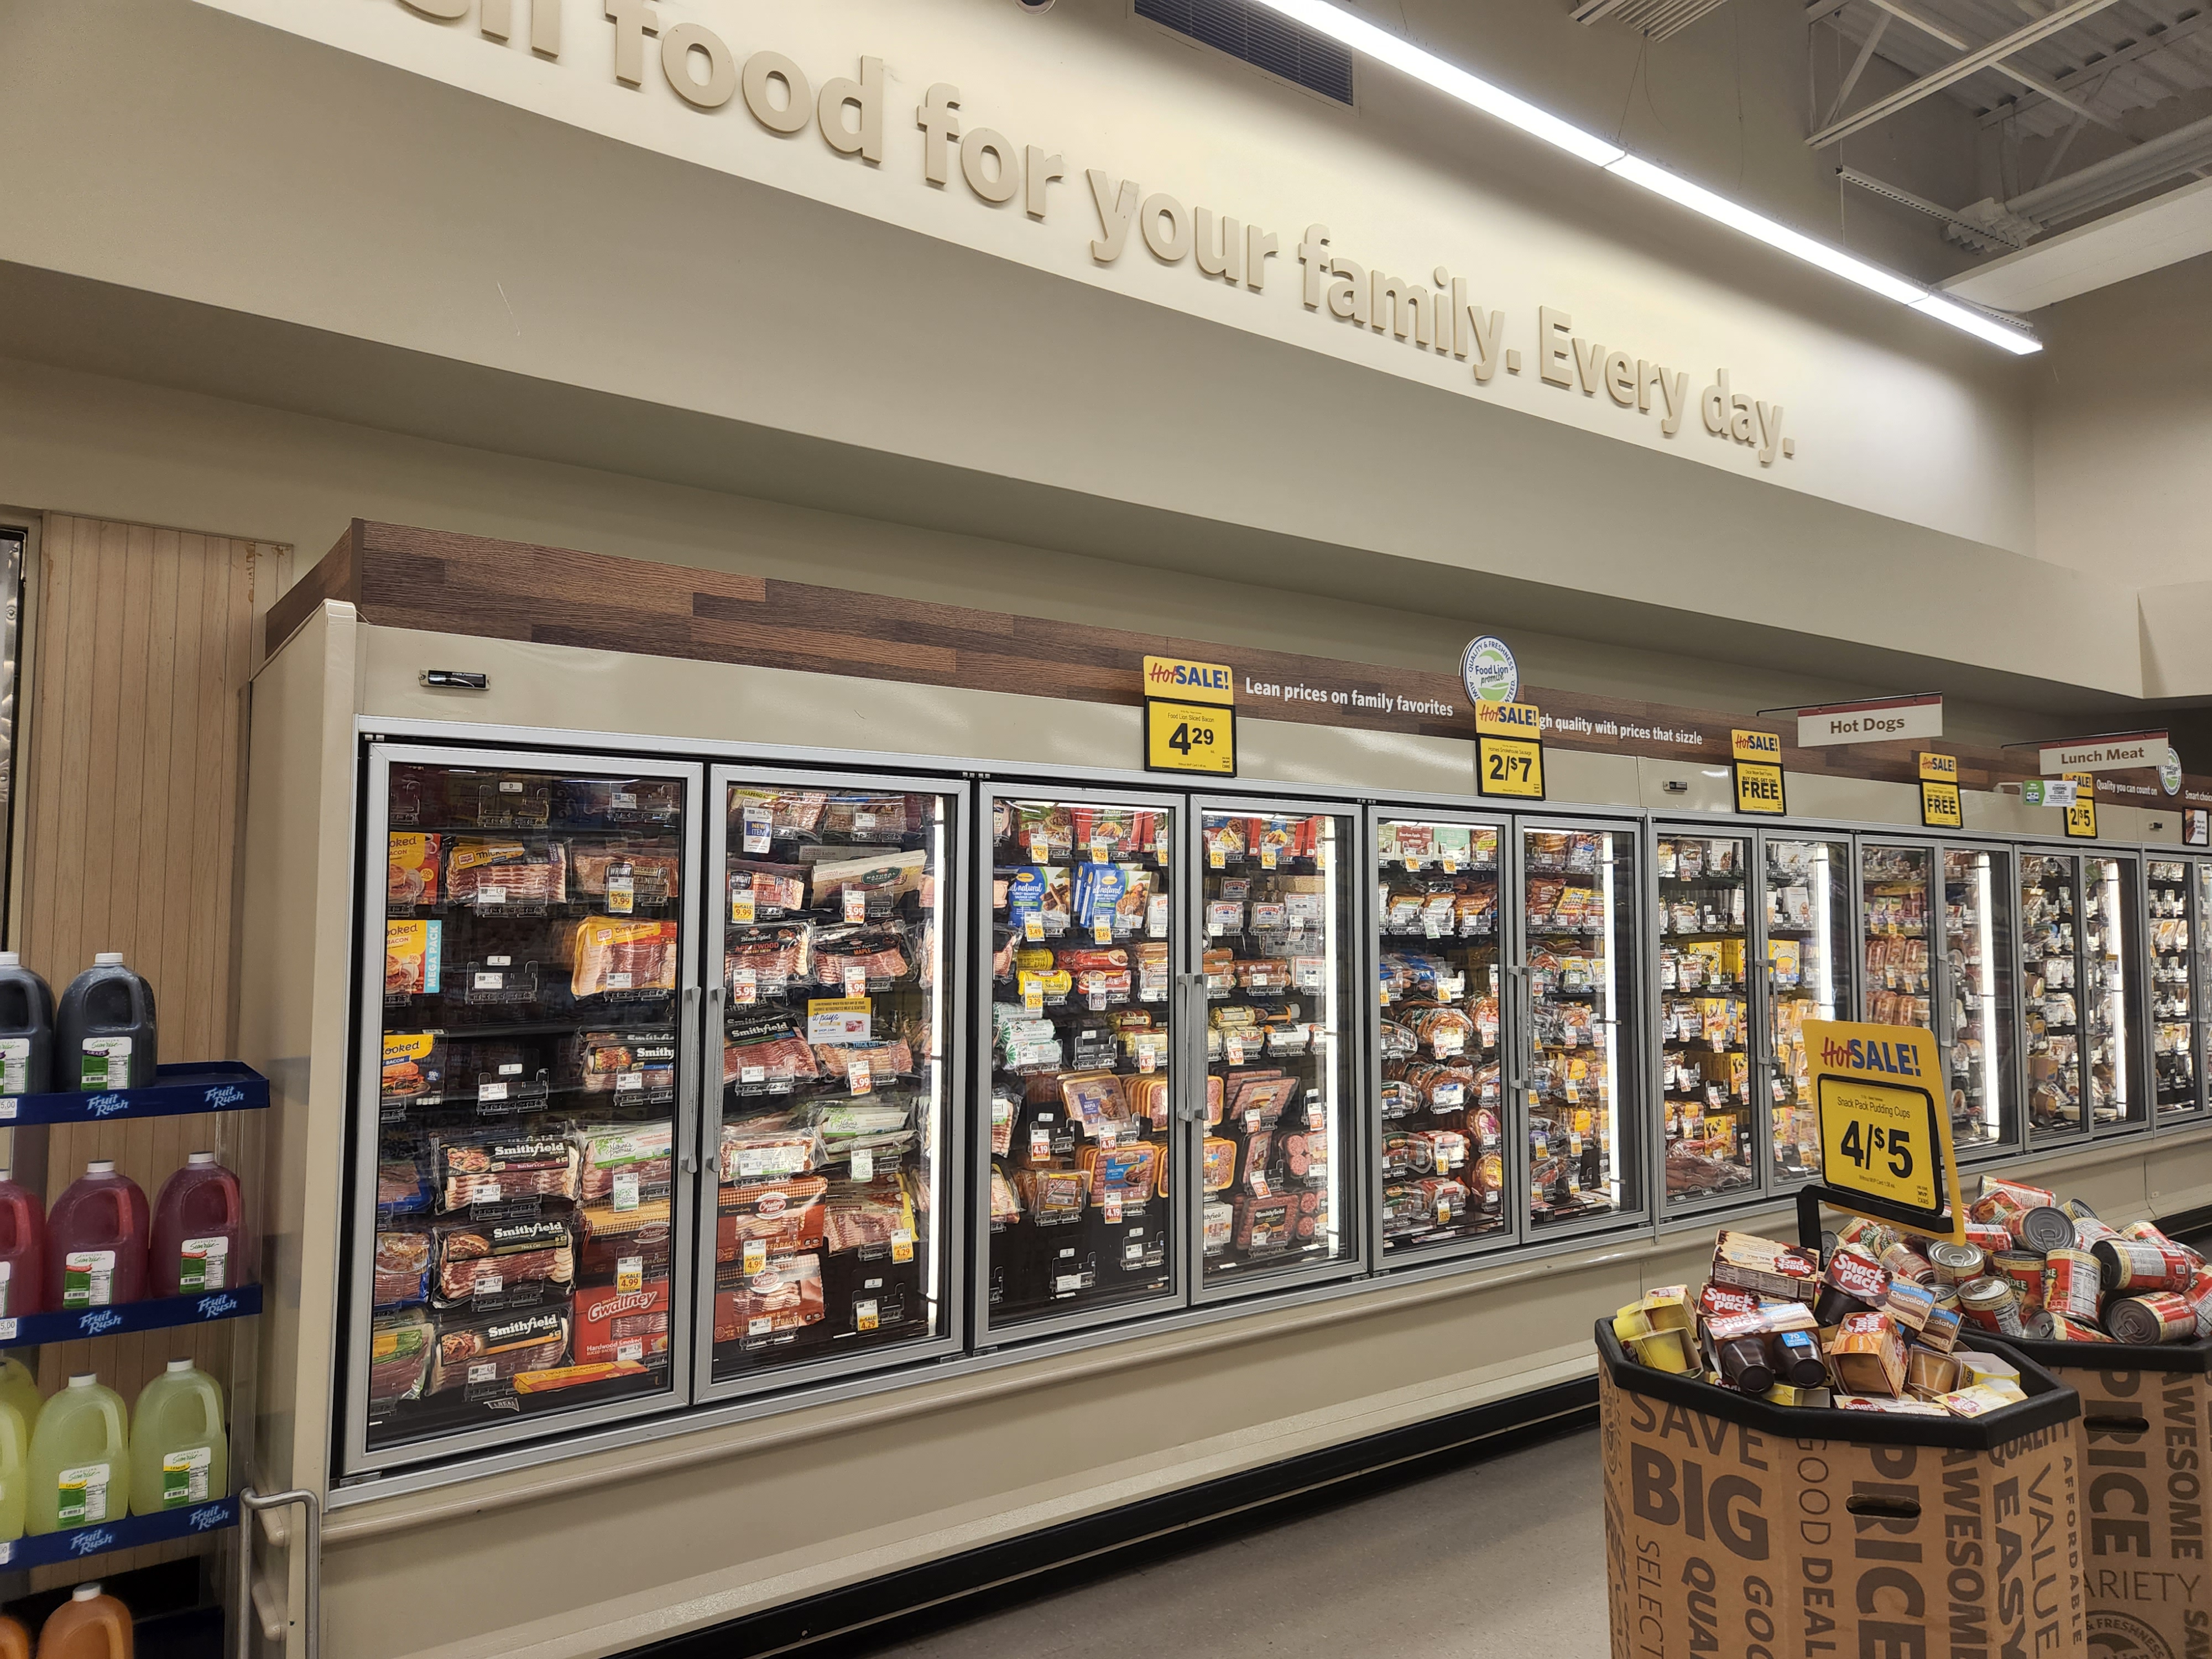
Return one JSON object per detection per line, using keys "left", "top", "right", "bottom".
{"left": 0, "top": 953, "right": 54, "bottom": 1097}
{"left": 150, "top": 1155, "right": 244, "bottom": 1297}
{"left": 45, "top": 1164, "right": 148, "bottom": 1311}
{"left": 0, "top": 1168, "right": 46, "bottom": 1319}
{"left": 36, "top": 1581, "right": 132, "bottom": 1658}
{"left": 56, "top": 954, "right": 156, "bottom": 1092}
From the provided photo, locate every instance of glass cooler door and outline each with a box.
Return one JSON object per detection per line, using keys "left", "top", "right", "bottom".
{"left": 1655, "top": 831, "right": 1756, "bottom": 1213}
{"left": 701, "top": 770, "right": 962, "bottom": 1397}
{"left": 1517, "top": 821, "right": 1640, "bottom": 1233}
{"left": 1374, "top": 813, "right": 1509, "bottom": 1260}
{"left": 1939, "top": 845, "right": 2017, "bottom": 1157}
{"left": 1192, "top": 801, "right": 1361, "bottom": 1298}
{"left": 2021, "top": 851, "right": 2085, "bottom": 1140}
{"left": 977, "top": 787, "right": 1182, "bottom": 1339}
{"left": 2199, "top": 862, "right": 2212, "bottom": 1120}
{"left": 2085, "top": 854, "right": 2147, "bottom": 1133}
{"left": 2148, "top": 859, "right": 2199, "bottom": 1119}
{"left": 349, "top": 746, "right": 702, "bottom": 1474}
{"left": 1760, "top": 836, "right": 1850, "bottom": 1186}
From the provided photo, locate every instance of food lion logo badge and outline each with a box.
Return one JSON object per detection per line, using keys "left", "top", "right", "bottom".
{"left": 2087, "top": 1610, "right": 2175, "bottom": 1659}
{"left": 69, "top": 1528, "right": 116, "bottom": 1557}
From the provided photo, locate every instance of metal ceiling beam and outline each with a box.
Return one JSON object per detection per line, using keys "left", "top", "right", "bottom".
{"left": 1809, "top": 0, "right": 2129, "bottom": 147}
{"left": 1825, "top": 12, "right": 1891, "bottom": 127}
{"left": 1978, "top": 11, "right": 2212, "bottom": 128}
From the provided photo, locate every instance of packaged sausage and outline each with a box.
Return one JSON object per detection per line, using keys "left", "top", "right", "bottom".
{"left": 1232, "top": 1193, "right": 1297, "bottom": 1253}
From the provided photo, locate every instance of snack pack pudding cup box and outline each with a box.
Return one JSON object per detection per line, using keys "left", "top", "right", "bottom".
{"left": 1597, "top": 1316, "right": 2086, "bottom": 1659}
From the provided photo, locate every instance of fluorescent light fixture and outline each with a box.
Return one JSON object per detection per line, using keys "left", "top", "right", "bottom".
{"left": 1604, "top": 155, "right": 1926, "bottom": 306}
{"left": 1907, "top": 293, "right": 2044, "bottom": 354}
{"left": 1246, "top": 0, "right": 1626, "bottom": 167}
{"left": 1242, "top": 0, "right": 2041, "bottom": 354}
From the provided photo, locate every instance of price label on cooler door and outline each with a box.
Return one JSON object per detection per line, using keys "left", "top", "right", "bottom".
{"left": 1144, "top": 699, "right": 1236, "bottom": 778}
{"left": 1804, "top": 1019, "right": 1965, "bottom": 1241}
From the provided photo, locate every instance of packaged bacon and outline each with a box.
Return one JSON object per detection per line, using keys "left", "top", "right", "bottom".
{"left": 435, "top": 1133, "right": 580, "bottom": 1211}
{"left": 718, "top": 1175, "right": 829, "bottom": 1260}
{"left": 822, "top": 794, "right": 914, "bottom": 842}
{"left": 812, "top": 922, "right": 912, "bottom": 989}
{"left": 555, "top": 776, "right": 682, "bottom": 826}
{"left": 382, "top": 1032, "right": 442, "bottom": 1104}
{"left": 369, "top": 1312, "right": 433, "bottom": 1404}
{"left": 430, "top": 1305, "right": 570, "bottom": 1394}
{"left": 444, "top": 772, "right": 551, "bottom": 830}
{"left": 373, "top": 1230, "right": 431, "bottom": 1307}
{"left": 569, "top": 1031, "right": 676, "bottom": 1103}
{"left": 721, "top": 1110, "right": 825, "bottom": 1182}
{"left": 448, "top": 839, "right": 568, "bottom": 905}
{"left": 812, "top": 1040, "right": 914, "bottom": 1086}
{"left": 570, "top": 844, "right": 681, "bottom": 907}
{"left": 430, "top": 1216, "right": 575, "bottom": 1307}
{"left": 388, "top": 833, "right": 441, "bottom": 905}
{"left": 729, "top": 787, "right": 828, "bottom": 842}
{"left": 823, "top": 1175, "right": 916, "bottom": 1256}
{"left": 728, "top": 862, "right": 809, "bottom": 920}
{"left": 990, "top": 1166, "right": 1023, "bottom": 1225}
{"left": 575, "top": 1122, "right": 673, "bottom": 1207}
{"left": 377, "top": 1141, "right": 434, "bottom": 1217}
{"left": 807, "top": 848, "right": 928, "bottom": 912}
{"left": 714, "top": 1254, "right": 825, "bottom": 1342}
{"left": 724, "top": 1013, "right": 819, "bottom": 1091}
{"left": 577, "top": 1197, "right": 672, "bottom": 1282}
{"left": 571, "top": 1278, "right": 671, "bottom": 1368}
{"left": 568, "top": 917, "right": 679, "bottom": 999}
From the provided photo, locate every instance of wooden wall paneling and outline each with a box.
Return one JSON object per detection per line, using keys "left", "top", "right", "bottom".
{"left": 15, "top": 515, "right": 266, "bottom": 1585}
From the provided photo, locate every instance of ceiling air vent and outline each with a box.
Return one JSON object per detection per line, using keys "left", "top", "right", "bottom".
{"left": 1135, "top": 0, "right": 1355, "bottom": 105}
{"left": 1572, "top": 0, "right": 1734, "bottom": 43}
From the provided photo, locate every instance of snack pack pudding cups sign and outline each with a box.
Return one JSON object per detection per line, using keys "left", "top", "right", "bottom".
{"left": 1460, "top": 637, "right": 1517, "bottom": 706}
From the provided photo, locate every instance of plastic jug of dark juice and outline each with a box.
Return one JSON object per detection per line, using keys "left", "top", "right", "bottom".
{"left": 0, "top": 1168, "right": 46, "bottom": 1318}
{"left": 56, "top": 954, "right": 156, "bottom": 1092}
{"left": 0, "top": 953, "right": 54, "bottom": 1097}
{"left": 46, "top": 1164, "right": 148, "bottom": 1311}
{"left": 150, "top": 1155, "right": 244, "bottom": 1297}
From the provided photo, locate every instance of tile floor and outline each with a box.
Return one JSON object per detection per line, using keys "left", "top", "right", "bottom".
{"left": 853, "top": 1426, "right": 1607, "bottom": 1657}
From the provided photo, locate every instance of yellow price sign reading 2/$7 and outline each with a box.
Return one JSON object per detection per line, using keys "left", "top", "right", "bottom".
{"left": 1803, "top": 1019, "right": 1965, "bottom": 1241}
{"left": 1144, "top": 698, "right": 1236, "bottom": 776}
{"left": 1476, "top": 735, "right": 1544, "bottom": 799}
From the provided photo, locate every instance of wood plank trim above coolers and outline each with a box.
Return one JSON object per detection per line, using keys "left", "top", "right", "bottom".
{"left": 320, "top": 1120, "right": 2212, "bottom": 1538}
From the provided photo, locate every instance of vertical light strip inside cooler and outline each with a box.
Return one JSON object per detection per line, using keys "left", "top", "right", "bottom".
{"left": 713, "top": 781, "right": 951, "bottom": 1377}
{"left": 2086, "top": 857, "right": 2138, "bottom": 1128}
{"left": 1522, "top": 825, "right": 1629, "bottom": 1230}
{"left": 1375, "top": 819, "right": 1505, "bottom": 1253}
{"left": 2200, "top": 864, "right": 2212, "bottom": 1114}
{"left": 1658, "top": 832, "right": 1752, "bottom": 1208}
{"left": 1198, "top": 807, "right": 1355, "bottom": 1287}
{"left": 2022, "top": 854, "right": 2082, "bottom": 1138}
{"left": 1941, "top": 848, "right": 2013, "bottom": 1152}
{"left": 985, "top": 796, "right": 1177, "bottom": 1327}
{"left": 2150, "top": 859, "right": 2195, "bottom": 1116}
{"left": 368, "top": 758, "right": 688, "bottom": 1461}
{"left": 1599, "top": 833, "right": 1622, "bottom": 1215}
{"left": 1764, "top": 837, "right": 1846, "bottom": 1184}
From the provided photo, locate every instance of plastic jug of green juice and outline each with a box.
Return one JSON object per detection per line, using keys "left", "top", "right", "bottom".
{"left": 128, "top": 1360, "right": 225, "bottom": 1515}
{"left": 27, "top": 1373, "right": 126, "bottom": 1534}
{"left": 0, "top": 1357, "right": 40, "bottom": 1437}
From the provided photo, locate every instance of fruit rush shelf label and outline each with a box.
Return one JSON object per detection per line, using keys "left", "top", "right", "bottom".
{"left": 1803, "top": 1019, "right": 1964, "bottom": 1240}
{"left": 1474, "top": 702, "right": 1543, "bottom": 800}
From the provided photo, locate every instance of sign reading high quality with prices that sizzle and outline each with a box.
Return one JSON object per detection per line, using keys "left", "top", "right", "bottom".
{"left": 1803, "top": 1019, "right": 1964, "bottom": 1241}
{"left": 1474, "top": 701, "right": 1543, "bottom": 800}
{"left": 1140, "top": 655, "right": 1235, "bottom": 778}
{"left": 1729, "top": 729, "right": 1785, "bottom": 815}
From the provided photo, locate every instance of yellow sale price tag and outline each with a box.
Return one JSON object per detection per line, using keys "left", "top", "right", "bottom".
{"left": 1146, "top": 699, "right": 1235, "bottom": 776}
{"left": 1734, "top": 761, "right": 1786, "bottom": 815}
{"left": 2064, "top": 773, "right": 2097, "bottom": 839}
{"left": 1805, "top": 1019, "right": 1964, "bottom": 1240}
{"left": 1920, "top": 780, "right": 1962, "bottom": 829}
{"left": 1477, "top": 736, "right": 1544, "bottom": 800}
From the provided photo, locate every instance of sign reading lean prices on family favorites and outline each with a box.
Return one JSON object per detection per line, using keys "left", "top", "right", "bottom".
{"left": 1803, "top": 1020, "right": 1965, "bottom": 1241}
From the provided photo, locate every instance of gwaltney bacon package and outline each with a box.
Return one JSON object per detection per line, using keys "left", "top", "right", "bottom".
{"left": 573, "top": 1279, "right": 671, "bottom": 1369}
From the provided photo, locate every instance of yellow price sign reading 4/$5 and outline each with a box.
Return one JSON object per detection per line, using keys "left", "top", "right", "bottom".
{"left": 1145, "top": 698, "right": 1236, "bottom": 776}
{"left": 1803, "top": 1019, "right": 1965, "bottom": 1241}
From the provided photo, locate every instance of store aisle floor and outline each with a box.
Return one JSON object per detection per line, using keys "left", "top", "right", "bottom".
{"left": 849, "top": 1426, "right": 1607, "bottom": 1658}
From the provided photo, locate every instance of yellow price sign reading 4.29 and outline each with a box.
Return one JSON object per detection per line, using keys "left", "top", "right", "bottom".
{"left": 1804, "top": 1019, "right": 1965, "bottom": 1241}
{"left": 1145, "top": 698, "right": 1236, "bottom": 777}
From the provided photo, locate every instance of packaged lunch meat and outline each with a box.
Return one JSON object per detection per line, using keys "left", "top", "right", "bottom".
{"left": 576, "top": 1123, "right": 674, "bottom": 1206}
{"left": 430, "top": 1306, "right": 571, "bottom": 1394}
{"left": 448, "top": 839, "right": 568, "bottom": 905}
{"left": 369, "top": 1313, "right": 434, "bottom": 1404}
{"left": 568, "top": 917, "right": 679, "bottom": 999}
{"left": 578, "top": 1197, "right": 674, "bottom": 1283}
{"left": 430, "top": 1216, "right": 575, "bottom": 1306}
{"left": 435, "top": 1134, "right": 580, "bottom": 1211}
{"left": 388, "top": 833, "right": 441, "bottom": 905}
{"left": 719, "top": 1175, "right": 830, "bottom": 1260}
{"left": 573, "top": 1278, "right": 671, "bottom": 1368}
{"left": 373, "top": 1230, "right": 431, "bottom": 1307}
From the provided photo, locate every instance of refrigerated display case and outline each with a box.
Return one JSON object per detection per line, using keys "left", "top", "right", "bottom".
{"left": 1941, "top": 846, "right": 2016, "bottom": 1155}
{"left": 1761, "top": 836, "right": 1849, "bottom": 1183}
{"left": 1375, "top": 815, "right": 1507, "bottom": 1257}
{"left": 1518, "top": 822, "right": 1639, "bottom": 1230}
{"left": 2199, "top": 862, "right": 2212, "bottom": 1120}
{"left": 2085, "top": 853, "right": 2147, "bottom": 1131}
{"left": 2022, "top": 852, "right": 2083, "bottom": 1139}
{"left": 1656, "top": 832, "right": 1755, "bottom": 1210}
{"left": 701, "top": 771, "right": 962, "bottom": 1395}
{"left": 1193, "top": 802, "right": 1360, "bottom": 1295}
{"left": 977, "top": 788, "right": 1181, "bottom": 1335}
{"left": 2149, "top": 858, "right": 2198, "bottom": 1118}
{"left": 350, "top": 747, "right": 702, "bottom": 1472}
{"left": 1860, "top": 843, "right": 1933, "bottom": 1035}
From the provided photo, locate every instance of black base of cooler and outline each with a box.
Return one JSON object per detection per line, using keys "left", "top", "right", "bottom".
{"left": 623, "top": 1376, "right": 1598, "bottom": 1659}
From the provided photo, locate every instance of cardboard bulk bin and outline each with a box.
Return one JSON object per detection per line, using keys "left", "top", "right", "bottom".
{"left": 2004, "top": 1336, "right": 2212, "bottom": 1659}
{"left": 1600, "top": 1323, "right": 2088, "bottom": 1659}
